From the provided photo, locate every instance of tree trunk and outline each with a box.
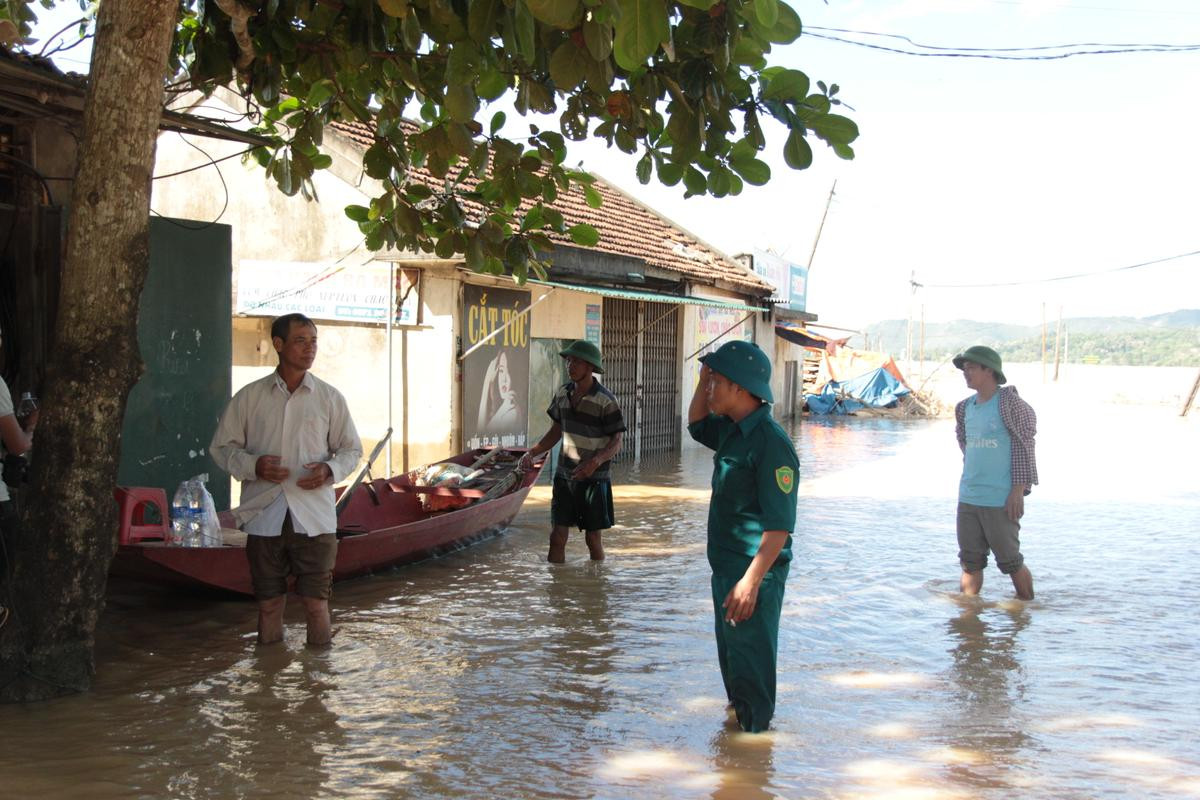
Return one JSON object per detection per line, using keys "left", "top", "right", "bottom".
{"left": 0, "top": 0, "right": 179, "bottom": 701}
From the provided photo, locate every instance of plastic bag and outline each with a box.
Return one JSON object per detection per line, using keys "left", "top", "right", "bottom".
{"left": 191, "top": 474, "right": 222, "bottom": 547}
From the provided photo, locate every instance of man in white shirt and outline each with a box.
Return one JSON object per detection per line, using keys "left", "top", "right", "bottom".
{"left": 211, "top": 313, "right": 362, "bottom": 646}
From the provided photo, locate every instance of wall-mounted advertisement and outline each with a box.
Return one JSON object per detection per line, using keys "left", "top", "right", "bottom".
{"left": 237, "top": 260, "right": 421, "bottom": 324}
{"left": 751, "top": 249, "right": 792, "bottom": 305}
{"left": 584, "top": 303, "right": 602, "bottom": 345}
{"left": 751, "top": 249, "right": 808, "bottom": 312}
{"left": 689, "top": 306, "right": 755, "bottom": 393}
{"left": 462, "top": 284, "right": 531, "bottom": 451}
{"left": 789, "top": 263, "right": 809, "bottom": 312}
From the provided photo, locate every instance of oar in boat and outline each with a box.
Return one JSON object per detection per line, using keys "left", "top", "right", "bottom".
{"left": 335, "top": 428, "right": 393, "bottom": 518}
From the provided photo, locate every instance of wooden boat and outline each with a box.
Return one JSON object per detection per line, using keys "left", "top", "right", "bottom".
{"left": 110, "top": 445, "right": 543, "bottom": 597}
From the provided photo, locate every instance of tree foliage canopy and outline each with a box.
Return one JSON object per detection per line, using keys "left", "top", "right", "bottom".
{"left": 5, "top": 0, "right": 857, "bottom": 281}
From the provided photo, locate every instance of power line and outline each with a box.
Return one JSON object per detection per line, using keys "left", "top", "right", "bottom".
{"left": 241, "top": 241, "right": 370, "bottom": 312}
{"left": 915, "top": 248, "right": 1200, "bottom": 289}
{"left": 805, "top": 27, "right": 1200, "bottom": 60}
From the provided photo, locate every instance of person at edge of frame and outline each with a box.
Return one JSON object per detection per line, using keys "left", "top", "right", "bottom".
{"left": 0, "top": 368, "right": 38, "bottom": 628}
{"left": 686, "top": 339, "right": 799, "bottom": 733}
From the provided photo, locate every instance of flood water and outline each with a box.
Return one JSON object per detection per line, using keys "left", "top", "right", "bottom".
{"left": 2, "top": 391, "right": 1199, "bottom": 798}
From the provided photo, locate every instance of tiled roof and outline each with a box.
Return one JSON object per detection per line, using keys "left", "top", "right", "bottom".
{"left": 329, "top": 119, "right": 773, "bottom": 295}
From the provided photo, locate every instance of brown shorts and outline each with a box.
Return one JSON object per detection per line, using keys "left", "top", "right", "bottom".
{"left": 956, "top": 502, "right": 1024, "bottom": 575}
{"left": 245, "top": 513, "right": 337, "bottom": 600}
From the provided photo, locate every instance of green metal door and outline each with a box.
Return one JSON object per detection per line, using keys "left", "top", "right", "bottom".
{"left": 117, "top": 218, "right": 232, "bottom": 509}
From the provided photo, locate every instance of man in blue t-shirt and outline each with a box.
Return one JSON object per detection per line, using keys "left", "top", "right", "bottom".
{"left": 953, "top": 345, "right": 1038, "bottom": 600}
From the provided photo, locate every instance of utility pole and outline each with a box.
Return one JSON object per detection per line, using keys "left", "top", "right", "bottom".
{"left": 1053, "top": 306, "right": 1063, "bottom": 382}
{"left": 807, "top": 180, "right": 837, "bottom": 273}
{"left": 1182, "top": 369, "right": 1200, "bottom": 417}
{"left": 1063, "top": 322, "right": 1070, "bottom": 379}
{"left": 1041, "top": 302, "right": 1047, "bottom": 383}
{"left": 920, "top": 303, "right": 926, "bottom": 383}
{"left": 907, "top": 271, "right": 921, "bottom": 380}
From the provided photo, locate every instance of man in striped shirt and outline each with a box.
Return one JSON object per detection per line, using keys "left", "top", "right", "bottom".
{"left": 953, "top": 345, "right": 1039, "bottom": 600}
{"left": 518, "top": 340, "right": 625, "bottom": 563}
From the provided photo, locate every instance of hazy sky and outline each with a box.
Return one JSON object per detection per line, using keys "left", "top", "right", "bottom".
{"left": 30, "top": 1, "right": 1200, "bottom": 330}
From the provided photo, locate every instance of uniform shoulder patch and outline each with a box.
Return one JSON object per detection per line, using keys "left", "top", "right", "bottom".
{"left": 775, "top": 466, "right": 795, "bottom": 493}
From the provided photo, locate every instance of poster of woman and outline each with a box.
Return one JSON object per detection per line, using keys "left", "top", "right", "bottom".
{"left": 463, "top": 285, "right": 530, "bottom": 450}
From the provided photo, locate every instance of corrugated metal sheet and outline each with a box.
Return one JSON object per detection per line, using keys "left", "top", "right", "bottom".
{"left": 602, "top": 298, "right": 680, "bottom": 463}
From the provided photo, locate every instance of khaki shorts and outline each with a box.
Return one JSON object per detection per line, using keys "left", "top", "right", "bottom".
{"left": 245, "top": 513, "right": 337, "bottom": 600}
{"left": 957, "top": 502, "right": 1024, "bottom": 575}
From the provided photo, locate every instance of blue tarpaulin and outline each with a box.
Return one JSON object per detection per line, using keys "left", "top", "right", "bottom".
{"left": 805, "top": 366, "right": 910, "bottom": 415}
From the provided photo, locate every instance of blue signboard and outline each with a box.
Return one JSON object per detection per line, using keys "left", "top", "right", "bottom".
{"left": 789, "top": 263, "right": 808, "bottom": 312}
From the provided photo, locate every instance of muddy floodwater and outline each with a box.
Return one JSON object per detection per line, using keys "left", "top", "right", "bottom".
{"left": 1, "top": 378, "right": 1198, "bottom": 799}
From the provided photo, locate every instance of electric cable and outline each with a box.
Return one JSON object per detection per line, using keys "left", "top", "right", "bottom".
{"left": 915, "top": 248, "right": 1200, "bottom": 289}
{"left": 150, "top": 132, "right": 229, "bottom": 230}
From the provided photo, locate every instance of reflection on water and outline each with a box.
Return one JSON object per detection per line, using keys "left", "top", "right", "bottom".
{"left": 2, "top": 407, "right": 1199, "bottom": 798}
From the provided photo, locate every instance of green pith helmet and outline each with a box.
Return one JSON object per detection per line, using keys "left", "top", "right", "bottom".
{"left": 560, "top": 339, "right": 604, "bottom": 373}
{"left": 952, "top": 345, "right": 1007, "bottom": 385}
{"left": 700, "top": 340, "right": 774, "bottom": 402}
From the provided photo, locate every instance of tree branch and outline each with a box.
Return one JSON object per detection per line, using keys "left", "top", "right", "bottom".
{"left": 214, "top": 0, "right": 257, "bottom": 71}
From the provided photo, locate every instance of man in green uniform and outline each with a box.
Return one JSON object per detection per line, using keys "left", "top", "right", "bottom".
{"left": 687, "top": 340, "right": 799, "bottom": 733}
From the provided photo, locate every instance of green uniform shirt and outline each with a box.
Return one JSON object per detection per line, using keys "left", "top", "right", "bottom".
{"left": 687, "top": 404, "right": 799, "bottom": 569}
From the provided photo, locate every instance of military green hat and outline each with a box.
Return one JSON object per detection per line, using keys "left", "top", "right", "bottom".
{"left": 700, "top": 340, "right": 774, "bottom": 402}
{"left": 560, "top": 339, "right": 604, "bottom": 373}
{"left": 953, "top": 345, "right": 1006, "bottom": 384}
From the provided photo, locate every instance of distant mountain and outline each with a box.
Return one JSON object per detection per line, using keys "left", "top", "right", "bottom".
{"left": 861, "top": 310, "right": 1200, "bottom": 367}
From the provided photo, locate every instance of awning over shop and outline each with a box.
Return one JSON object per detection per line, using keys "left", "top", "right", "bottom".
{"left": 774, "top": 320, "right": 850, "bottom": 351}
{"left": 529, "top": 279, "right": 767, "bottom": 313}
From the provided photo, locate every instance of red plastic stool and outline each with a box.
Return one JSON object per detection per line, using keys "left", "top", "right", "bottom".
{"left": 114, "top": 486, "right": 169, "bottom": 544}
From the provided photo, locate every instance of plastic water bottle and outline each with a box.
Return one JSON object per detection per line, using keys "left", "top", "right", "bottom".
{"left": 15, "top": 392, "right": 36, "bottom": 421}
{"left": 170, "top": 482, "right": 191, "bottom": 546}
{"left": 186, "top": 477, "right": 204, "bottom": 547}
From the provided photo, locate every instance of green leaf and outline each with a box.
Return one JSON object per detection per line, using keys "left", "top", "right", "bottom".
{"left": 306, "top": 79, "right": 336, "bottom": 107}
{"left": 730, "top": 156, "right": 770, "bottom": 185}
{"left": 613, "top": 0, "right": 669, "bottom": 71}
{"left": 514, "top": 2, "right": 536, "bottom": 62}
{"left": 345, "top": 204, "right": 371, "bottom": 222}
{"left": 311, "top": 153, "right": 333, "bottom": 170}
{"left": 524, "top": 0, "right": 582, "bottom": 28}
{"left": 468, "top": 141, "right": 490, "bottom": 176}
{"left": 435, "top": 234, "right": 458, "bottom": 259}
{"left": 683, "top": 166, "right": 707, "bottom": 196}
{"left": 569, "top": 223, "right": 600, "bottom": 246}
{"left": 584, "top": 184, "right": 603, "bottom": 208}
{"left": 754, "top": 0, "right": 778, "bottom": 28}
{"left": 490, "top": 111, "right": 507, "bottom": 136}
{"left": 658, "top": 161, "right": 684, "bottom": 186}
{"left": 466, "top": 231, "right": 487, "bottom": 271}
{"left": 811, "top": 113, "right": 860, "bottom": 146}
{"left": 707, "top": 167, "right": 732, "bottom": 198}
{"left": 583, "top": 19, "right": 614, "bottom": 61}
{"left": 523, "top": 205, "right": 546, "bottom": 231}
{"left": 477, "top": 69, "right": 509, "bottom": 101}
{"left": 762, "top": 69, "right": 809, "bottom": 102}
{"left": 783, "top": 128, "right": 813, "bottom": 170}
{"left": 468, "top": 0, "right": 500, "bottom": 43}
{"left": 550, "top": 41, "right": 590, "bottom": 91}
{"left": 766, "top": 1, "right": 802, "bottom": 44}
{"left": 364, "top": 142, "right": 393, "bottom": 179}
{"left": 445, "top": 82, "right": 478, "bottom": 123}
{"left": 378, "top": 0, "right": 410, "bottom": 17}
{"left": 636, "top": 153, "right": 652, "bottom": 185}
